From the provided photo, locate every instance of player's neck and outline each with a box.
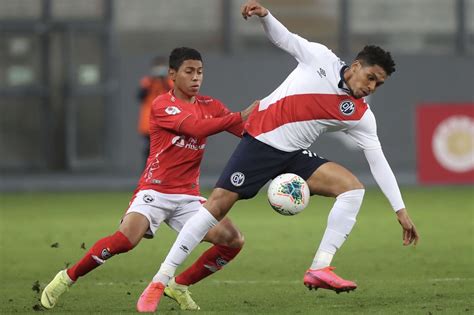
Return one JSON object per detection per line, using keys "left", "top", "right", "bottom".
{"left": 342, "top": 68, "right": 356, "bottom": 97}
{"left": 172, "top": 88, "right": 196, "bottom": 103}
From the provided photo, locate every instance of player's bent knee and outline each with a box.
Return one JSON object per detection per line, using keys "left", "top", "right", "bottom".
{"left": 348, "top": 177, "right": 364, "bottom": 191}
{"left": 207, "top": 221, "right": 245, "bottom": 248}
{"left": 336, "top": 174, "right": 364, "bottom": 194}
{"left": 227, "top": 232, "right": 245, "bottom": 249}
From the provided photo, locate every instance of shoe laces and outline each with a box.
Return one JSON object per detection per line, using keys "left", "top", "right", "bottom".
{"left": 50, "top": 278, "right": 69, "bottom": 298}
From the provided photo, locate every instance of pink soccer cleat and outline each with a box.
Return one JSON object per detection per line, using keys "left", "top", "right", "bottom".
{"left": 303, "top": 266, "right": 357, "bottom": 294}
{"left": 137, "top": 282, "right": 166, "bottom": 312}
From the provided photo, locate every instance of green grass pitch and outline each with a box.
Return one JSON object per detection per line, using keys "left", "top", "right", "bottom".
{"left": 1, "top": 187, "right": 473, "bottom": 314}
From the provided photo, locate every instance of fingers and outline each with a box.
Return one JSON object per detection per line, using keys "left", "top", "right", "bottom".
{"left": 241, "top": 4, "right": 256, "bottom": 19}
{"left": 403, "top": 226, "right": 419, "bottom": 246}
{"left": 403, "top": 228, "right": 410, "bottom": 246}
{"left": 241, "top": 2, "right": 261, "bottom": 19}
{"left": 411, "top": 226, "right": 420, "bottom": 245}
{"left": 241, "top": 4, "right": 249, "bottom": 19}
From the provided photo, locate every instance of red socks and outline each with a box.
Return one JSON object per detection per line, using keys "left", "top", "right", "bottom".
{"left": 65, "top": 233, "right": 241, "bottom": 286}
{"left": 66, "top": 231, "right": 133, "bottom": 281}
{"left": 175, "top": 244, "right": 242, "bottom": 286}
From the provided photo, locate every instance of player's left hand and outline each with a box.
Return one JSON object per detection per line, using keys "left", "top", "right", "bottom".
{"left": 241, "top": 0, "right": 268, "bottom": 19}
{"left": 396, "top": 208, "right": 419, "bottom": 246}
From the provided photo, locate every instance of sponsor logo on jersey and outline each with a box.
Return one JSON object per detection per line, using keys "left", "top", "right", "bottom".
{"left": 230, "top": 172, "right": 245, "bottom": 187}
{"left": 339, "top": 100, "right": 356, "bottom": 116}
{"left": 172, "top": 136, "right": 186, "bottom": 147}
{"left": 143, "top": 194, "right": 154, "bottom": 203}
{"left": 171, "top": 135, "right": 206, "bottom": 150}
{"left": 165, "top": 106, "right": 181, "bottom": 115}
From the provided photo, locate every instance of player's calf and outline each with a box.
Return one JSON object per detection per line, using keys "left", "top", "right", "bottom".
{"left": 67, "top": 231, "right": 133, "bottom": 281}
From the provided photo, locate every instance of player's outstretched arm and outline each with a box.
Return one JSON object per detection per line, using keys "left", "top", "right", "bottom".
{"left": 241, "top": 0, "right": 315, "bottom": 64}
{"left": 364, "top": 149, "right": 420, "bottom": 246}
{"left": 225, "top": 100, "right": 259, "bottom": 137}
{"left": 396, "top": 208, "right": 419, "bottom": 246}
{"left": 179, "top": 113, "right": 243, "bottom": 138}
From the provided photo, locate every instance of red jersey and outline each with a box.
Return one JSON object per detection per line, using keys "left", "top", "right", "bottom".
{"left": 136, "top": 91, "right": 244, "bottom": 196}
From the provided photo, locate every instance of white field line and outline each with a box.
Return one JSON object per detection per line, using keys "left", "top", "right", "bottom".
{"left": 95, "top": 278, "right": 474, "bottom": 286}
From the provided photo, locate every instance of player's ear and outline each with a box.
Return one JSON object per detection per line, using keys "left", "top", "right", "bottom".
{"left": 168, "top": 68, "right": 176, "bottom": 80}
{"left": 350, "top": 60, "right": 362, "bottom": 73}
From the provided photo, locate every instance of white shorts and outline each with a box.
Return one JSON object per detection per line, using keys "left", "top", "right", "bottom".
{"left": 125, "top": 189, "right": 206, "bottom": 238}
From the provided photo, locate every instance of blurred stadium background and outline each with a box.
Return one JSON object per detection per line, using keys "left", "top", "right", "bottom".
{"left": 0, "top": 0, "right": 473, "bottom": 191}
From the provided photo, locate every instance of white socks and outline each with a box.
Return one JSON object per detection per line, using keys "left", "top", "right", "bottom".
{"left": 153, "top": 206, "right": 218, "bottom": 284}
{"left": 311, "top": 189, "right": 365, "bottom": 270}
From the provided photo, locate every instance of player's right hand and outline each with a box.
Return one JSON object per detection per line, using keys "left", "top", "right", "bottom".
{"left": 240, "top": 100, "right": 259, "bottom": 121}
{"left": 241, "top": 0, "right": 268, "bottom": 19}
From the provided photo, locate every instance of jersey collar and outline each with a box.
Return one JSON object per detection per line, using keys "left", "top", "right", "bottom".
{"left": 337, "top": 65, "right": 351, "bottom": 94}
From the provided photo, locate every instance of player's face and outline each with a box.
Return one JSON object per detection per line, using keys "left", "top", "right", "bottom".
{"left": 170, "top": 59, "right": 203, "bottom": 98}
{"left": 347, "top": 61, "right": 387, "bottom": 99}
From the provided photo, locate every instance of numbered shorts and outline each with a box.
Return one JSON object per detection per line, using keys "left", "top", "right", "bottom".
{"left": 215, "top": 134, "right": 329, "bottom": 199}
{"left": 124, "top": 189, "right": 206, "bottom": 238}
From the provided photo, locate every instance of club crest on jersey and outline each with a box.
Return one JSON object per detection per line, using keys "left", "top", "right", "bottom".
{"left": 339, "top": 100, "right": 356, "bottom": 116}
{"left": 230, "top": 172, "right": 245, "bottom": 187}
{"left": 165, "top": 106, "right": 181, "bottom": 115}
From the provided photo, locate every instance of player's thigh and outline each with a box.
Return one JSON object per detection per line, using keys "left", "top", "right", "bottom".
{"left": 166, "top": 199, "right": 205, "bottom": 233}
{"left": 215, "top": 134, "right": 288, "bottom": 200}
{"left": 306, "top": 161, "right": 364, "bottom": 197}
{"left": 204, "top": 188, "right": 240, "bottom": 221}
{"left": 203, "top": 217, "right": 244, "bottom": 248}
{"left": 123, "top": 190, "right": 173, "bottom": 242}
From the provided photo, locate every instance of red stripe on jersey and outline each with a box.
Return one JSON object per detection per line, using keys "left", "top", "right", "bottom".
{"left": 245, "top": 93, "right": 368, "bottom": 136}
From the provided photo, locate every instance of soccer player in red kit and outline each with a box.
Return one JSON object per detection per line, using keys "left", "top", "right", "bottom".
{"left": 41, "top": 47, "right": 257, "bottom": 312}
{"left": 148, "top": 1, "right": 420, "bottom": 310}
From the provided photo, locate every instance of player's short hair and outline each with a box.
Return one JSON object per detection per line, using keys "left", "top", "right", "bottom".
{"left": 355, "top": 45, "right": 396, "bottom": 76}
{"left": 169, "top": 47, "right": 202, "bottom": 70}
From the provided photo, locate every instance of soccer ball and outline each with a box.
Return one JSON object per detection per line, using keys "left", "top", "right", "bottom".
{"left": 267, "top": 173, "right": 310, "bottom": 216}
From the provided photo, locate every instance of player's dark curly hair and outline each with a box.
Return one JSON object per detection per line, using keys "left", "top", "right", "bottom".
{"left": 355, "top": 45, "right": 396, "bottom": 76}
{"left": 169, "top": 47, "right": 202, "bottom": 70}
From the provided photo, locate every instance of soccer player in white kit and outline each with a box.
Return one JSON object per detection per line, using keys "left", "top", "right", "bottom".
{"left": 145, "top": 1, "right": 420, "bottom": 310}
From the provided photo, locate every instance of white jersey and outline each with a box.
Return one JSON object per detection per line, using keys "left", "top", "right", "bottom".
{"left": 245, "top": 15, "right": 379, "bottom": 153}
{"left": 245, "top": 12, "right": 405, "bottom": 212}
